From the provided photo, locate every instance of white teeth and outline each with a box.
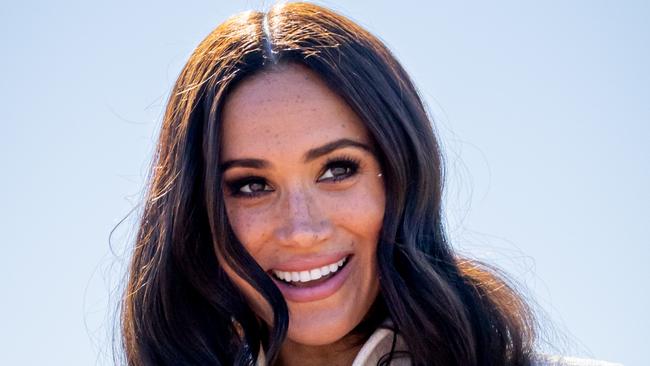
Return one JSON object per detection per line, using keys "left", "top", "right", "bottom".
{"left": 272, "top": 256, "right": 349, "bottom": 284}
{"left": 320, "top": 265, "right": 331, "bottom": 276}
{"left": 299, "top": 271, "right": 310, "bottom": 282}
{"left": 310, "top": 269, "right": 322, "bottom": 280}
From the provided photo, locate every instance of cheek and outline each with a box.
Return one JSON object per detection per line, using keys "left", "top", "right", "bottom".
{"left": 329, "top": 180, "right": 385, "bottom": 235}
{"left": 225, "top": 202, "right": 273, "bottom": 257}
{"left": 222, "top": 204, "right": 276, "bottom": 323}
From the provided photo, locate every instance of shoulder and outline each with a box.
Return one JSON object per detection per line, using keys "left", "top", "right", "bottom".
{"left": 351, "top": 319, "right": 623, "bottom": 366}
{"left": 532, "top": 354, "right": 623, "bottom": 366}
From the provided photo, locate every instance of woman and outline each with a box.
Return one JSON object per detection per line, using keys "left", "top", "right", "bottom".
{"left": 120, "top": 2, "right": 619, "bottom": 365}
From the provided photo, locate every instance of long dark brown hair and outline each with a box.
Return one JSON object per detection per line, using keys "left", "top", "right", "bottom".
{"left": 121, "top": 2, "right": 536, "bottom": 365}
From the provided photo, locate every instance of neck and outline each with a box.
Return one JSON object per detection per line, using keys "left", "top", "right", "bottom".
{"left": 273, "top": 297, "right": 388, "bottom": 365}
{"left": 275, "top": 333, "right": 367, "bottom": 366}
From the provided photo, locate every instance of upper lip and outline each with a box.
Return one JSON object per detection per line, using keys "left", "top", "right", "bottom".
{"left": 269, "top": 252, "right": 352, "bottom": 272}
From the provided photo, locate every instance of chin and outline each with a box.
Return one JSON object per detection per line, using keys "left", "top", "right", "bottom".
{"left": 283, "top": 280, "right": 381, "bottom": 346}
{"left": 285, "top": 308, "right": 356, "bottom": 346}
{"left": 287, "top": 327, "right": 346, "bottom": 346}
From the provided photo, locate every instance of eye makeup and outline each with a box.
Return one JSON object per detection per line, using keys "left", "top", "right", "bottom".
{"left": 317, "top": 155, "right": 361, "bottom": 183}
{"left": 223, "top": 154, "right": 364, "bottom": 199}
{"left": 224, "top": 176, "right": 274, "bottom": 199}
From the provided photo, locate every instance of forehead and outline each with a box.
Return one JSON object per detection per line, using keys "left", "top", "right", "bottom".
{"left": 219, "top": 64, "right": 370, "bottom": 161}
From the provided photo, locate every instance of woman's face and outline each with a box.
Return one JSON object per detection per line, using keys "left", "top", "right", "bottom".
{"left": 219, "top": 63, "right": 385, "bottom": 346}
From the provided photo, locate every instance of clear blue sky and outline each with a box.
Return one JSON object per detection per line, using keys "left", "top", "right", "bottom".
{"left": 1, "top": 1, "right": 647, "bottom": 365}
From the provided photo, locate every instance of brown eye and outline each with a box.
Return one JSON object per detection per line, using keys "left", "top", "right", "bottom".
{"left": 241, "top": 181, "right": 269, "bottom": 194}
{"left": 317, "top": 158, "right": 359, "bottom": 182}
{"left": 226, "top": 177, "right": 274, "bottom": 198}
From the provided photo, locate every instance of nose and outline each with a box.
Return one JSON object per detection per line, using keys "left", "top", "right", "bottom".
{"left": 274, "top": 184, "right": 333, "bottom": 247}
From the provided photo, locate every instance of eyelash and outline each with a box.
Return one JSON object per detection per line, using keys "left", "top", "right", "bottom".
{"left": 225, "top": 155, "right": 361, "bottom": 199}
{"left": 320, "top": 155, "right": 360, "bottom": 182}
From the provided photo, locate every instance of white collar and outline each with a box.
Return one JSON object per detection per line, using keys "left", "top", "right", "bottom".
{"left": 351, "top": 319, "right": 410, "bottom": 366}
{"left": 256, "top": 319, "right": 410, "bottom": 366}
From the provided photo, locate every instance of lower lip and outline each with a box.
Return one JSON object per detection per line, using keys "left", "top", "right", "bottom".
{"left": 271, "top": 256, "right": 354, "bottom": 303}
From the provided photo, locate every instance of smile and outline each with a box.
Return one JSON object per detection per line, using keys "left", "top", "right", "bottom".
{"left": 271, "top": 256, "right": 349, "bottom": 284}
{"left": 269, "top": 255, "right": 353, "bottom": 303}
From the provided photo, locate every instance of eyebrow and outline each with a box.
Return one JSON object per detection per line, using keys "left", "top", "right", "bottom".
{"left": 304, "top": 138, "right": 373, "bottom": 162}
{"left": 219, "top": 138, "right": 373, "bottom": 172}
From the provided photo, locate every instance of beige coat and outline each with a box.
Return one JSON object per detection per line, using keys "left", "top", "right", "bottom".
{"left": 351, "top": 323, "right": 623, "bottom": 366}
{"left": 257, "top": 320, "right": 623, "bottom": 366}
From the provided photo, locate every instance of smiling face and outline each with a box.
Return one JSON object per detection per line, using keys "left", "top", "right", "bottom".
{"left": 219, "top": 63, "right": 385, "bottom": 347}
